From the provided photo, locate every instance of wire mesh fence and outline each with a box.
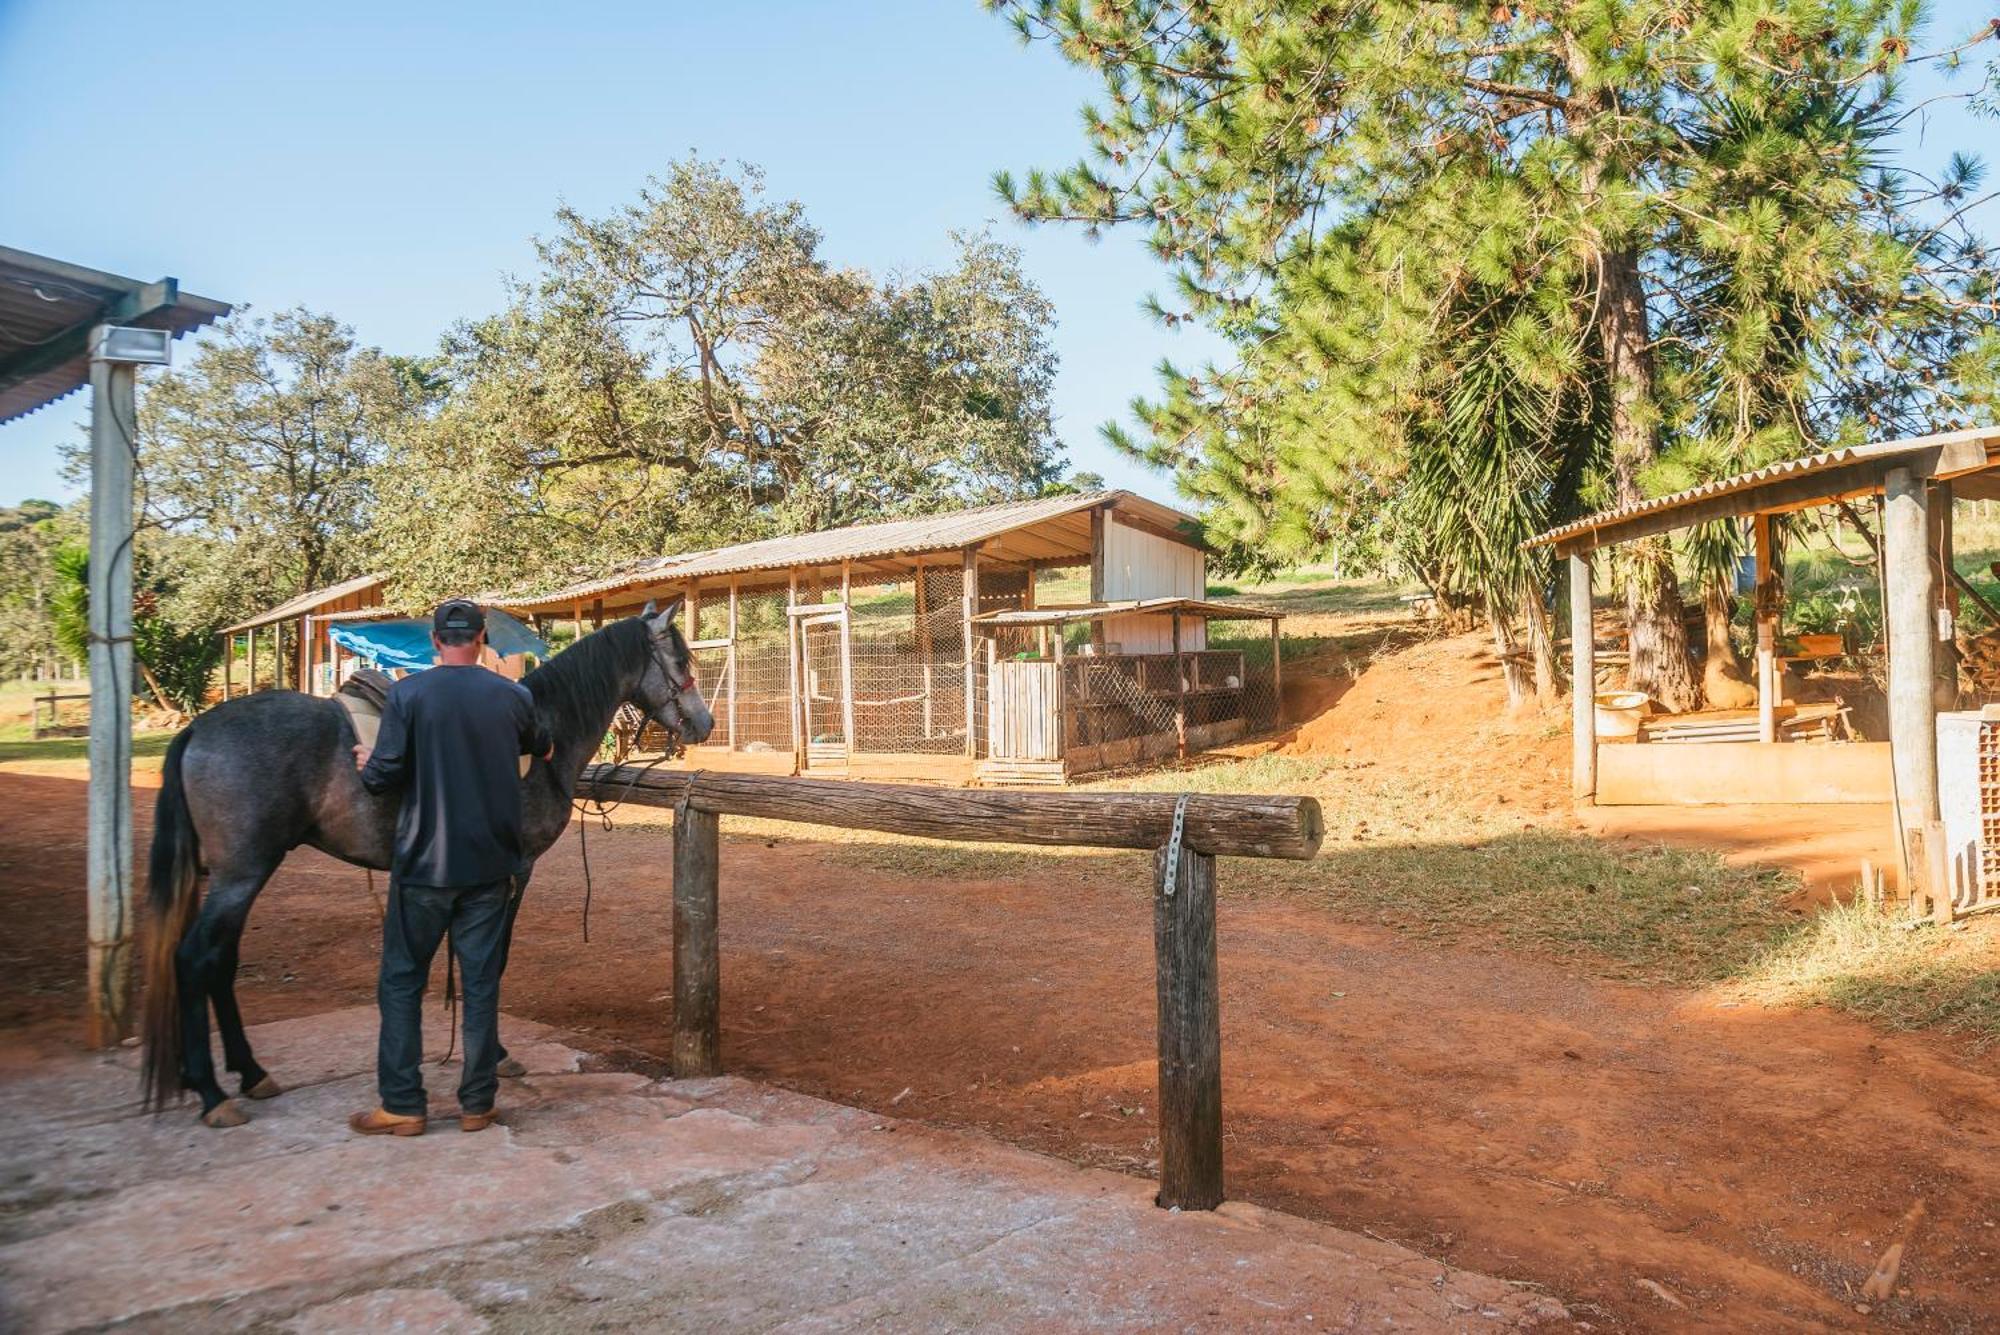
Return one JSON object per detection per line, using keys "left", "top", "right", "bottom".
{"left": 623, "top": 574, "right": 1280, "bottom": 775}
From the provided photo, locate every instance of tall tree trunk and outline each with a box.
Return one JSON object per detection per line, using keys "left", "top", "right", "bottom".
{"left": 1595, "top": 244, "right": 1701, "bottom": 711}
{"left": 1488, "top": 601, "right": 1532, "bottom": 710}
{"left": 1523, "top": 582, "right": 1558, "bottom": 701}
{"left": 1701, "top": 574, "right": 1757, "bottom": 709}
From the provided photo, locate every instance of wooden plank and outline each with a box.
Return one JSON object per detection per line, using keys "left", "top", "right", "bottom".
{"left": 247, "top": 626, "right": 258, "bottom": 694}
{"left": 1090, "top": 505, "right": 1106, "bottom": 601}
{"left": 671, "top": 803, "right": 722, "bottom": 1077}
{"left": 579, "top": 766, "right": 1324, "bottom": 859}
{"left": 1153, "top": 843, "right": 1222, "bottom": 1210}
{"left": 787, "top": 572, "right": 802, "bottom": 769}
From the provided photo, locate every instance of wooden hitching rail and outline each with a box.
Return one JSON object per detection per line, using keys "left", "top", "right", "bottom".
{"left": 578, "top": 764, "right": 1323, "bottom": 1210}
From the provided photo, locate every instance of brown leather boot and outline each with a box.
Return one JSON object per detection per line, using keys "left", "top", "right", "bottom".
{"left": 459, "top": 1108, "right": 501, "bottom": 1133}
{"left": 349, "top": 1107, "right": 426, "bottom": 1137}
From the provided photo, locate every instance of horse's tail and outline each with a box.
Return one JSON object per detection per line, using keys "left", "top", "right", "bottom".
{"left": 142, "top": 726, "right": 201, "bottom": 1109}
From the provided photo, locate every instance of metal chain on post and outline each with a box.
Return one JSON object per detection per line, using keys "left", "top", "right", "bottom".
{"left": 1161, "top": 793, "right": 1192, "bottom": 897}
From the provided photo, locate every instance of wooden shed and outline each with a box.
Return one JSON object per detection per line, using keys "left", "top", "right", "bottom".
{"left": 218, "top": 573, "right": 386, "bottom": 698}
{"left": 500, "top": 491, "right": 1284, "bottom": 784}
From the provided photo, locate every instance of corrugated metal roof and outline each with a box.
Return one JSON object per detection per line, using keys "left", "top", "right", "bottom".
{"left": 973, "top": 597, "right": 1282, "bottom": 624}
{"left": 0, "top": 247, "right": 231, "bottom": 426}
{"left": 223, "top": 574, "right": 386, "bottom": 633}
{"left": 1526, "top": 426, "right": 2000, "bottom": 550}
{"left": 499, "top": 490, "right": 1201, "bottom": 611}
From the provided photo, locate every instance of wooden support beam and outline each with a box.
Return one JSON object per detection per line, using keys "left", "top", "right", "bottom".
{"left": 246, "top": 626, "right": 258, "bottom": 694}
{"left": 725, "top": 578, "right": 739, "bottom": 752}
{"left": 1754, "top": 513, "right": 1778, "bottom": 744}
{"left": 1268, "top": 618, "right": 1284, "bottom": 727}
{"left": 671, "top": 802, "right": 722, "bottom": 1077}
{"left": 1884, "top": 467, "right": 1942, "bottom": 913}
{"left": 1090, "top": 504, "right": 1107, "bottom": 601}
{"left": 220, "top": 634, "right": 233, "bottom": 702}
{"left": 579, "top": 765, "right": 1325, "bottom": 859}
{"left": 787, "top": 571, "right": 803, "bottom": 770}
{"left": 962, "top": 548, "right": 979, "bottom": 758}
{"left": 1172, "top": 611, "right": 1187, "bottom": 760}
{"left": 1153, "top": 842, "right": 1222, "bottom": 1210}
{"left": 1569, "top": 552, "right": 1596, "bottom": 803}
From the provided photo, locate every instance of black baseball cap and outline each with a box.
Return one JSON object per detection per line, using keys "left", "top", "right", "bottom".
{"left": 432, "top": 599, "right": 487, "bottom": 636}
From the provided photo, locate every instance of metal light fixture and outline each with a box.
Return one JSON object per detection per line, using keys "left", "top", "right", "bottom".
{"left": 90, "top": 323, "right": 172, "bottom": 365}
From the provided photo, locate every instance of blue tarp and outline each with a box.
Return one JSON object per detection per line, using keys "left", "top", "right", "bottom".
{"left": 326, "top": 608, "right": 551, "bottom": 672}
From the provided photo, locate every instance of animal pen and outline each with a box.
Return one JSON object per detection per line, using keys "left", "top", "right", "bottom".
{"left": 501, "top": 492, "right": 1285, "bottom": 785}
{"left": 1532, "top": 425, "right": 2000, "bottom": 923}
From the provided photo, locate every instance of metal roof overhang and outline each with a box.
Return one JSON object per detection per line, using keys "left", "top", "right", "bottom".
{"left": 0, "top": 246, "right": 232, "bottom": 425}
{"left": 1528, "top": 426, "right": 2000, "bottom": 557}
{"left": 497, "top": 490, "right": 1205, "bottom": 615}
{"left": 222, "top": 574, "right": 386, "bottom": 634}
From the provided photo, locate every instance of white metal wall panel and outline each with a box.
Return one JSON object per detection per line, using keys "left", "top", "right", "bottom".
{"left": 1101, "top": 519, "right": 1204, "bottom": 601}
{"left": 1099, "top": 612, "right": 1205, "bottom": 655}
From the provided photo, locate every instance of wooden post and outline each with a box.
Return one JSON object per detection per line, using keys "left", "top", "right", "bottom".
{"left": 1090, "top": 504, "right": 1107, "bottom": 602}
{"left": 1172, "top": 611, "right": 1188, "bottom": 760}
{"left": 246, "top": 626, "right": 258, "bottom": 693}
{"left": 1754, "top": 513, "right": 1777, "bottom": 744}
{"left": 787, "top": 571, "right": 803, "bottom": 769}
{"left": 1268, "top": 618, "right": 1283, "bottom": 727}
{"left": 221, "top": 634, "right": 233, "bottom": 701}
{"left": 962, "top": 547, "right": 980, "bottom": 758}
{"left": 1884, "top": 467, "right": 1941, "bottom": 910}
{"left": 571, "top": 599, "right": 584, "bottom": 649}
{"left": 1153, "top": 842, "right": 1223, "bottom": 1210}
{"left": 85, "top": 353, "right": 137, "bottom": 1047}
{"left": 725, "top": 578, "right": 739, "bottom": 752}
{"left": 671, "top": 802, "right": 722, "bottom": 1077}
{"left": 1569, "top": 551, "right": 1596, "bottom": 803}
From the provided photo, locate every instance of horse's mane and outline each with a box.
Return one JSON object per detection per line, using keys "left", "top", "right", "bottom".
{"left": 523, "top": 616, "right": 651, "bottom": 743}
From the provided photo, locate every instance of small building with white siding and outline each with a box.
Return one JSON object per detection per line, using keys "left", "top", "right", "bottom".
{"left": 500, "top": 490, "right": 1284, "bottom": 785}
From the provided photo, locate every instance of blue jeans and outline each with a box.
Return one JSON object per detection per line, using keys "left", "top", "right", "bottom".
{"left": 377, "top": 878, "right": 510, "bottom": 1116}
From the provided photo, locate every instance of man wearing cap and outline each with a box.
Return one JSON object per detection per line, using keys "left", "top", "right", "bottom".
{"left": 347, "top": 600, "right": 552, "bottom": 1136}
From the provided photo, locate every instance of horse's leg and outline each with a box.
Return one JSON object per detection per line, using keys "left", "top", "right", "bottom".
{"left": 212, "top": 931, "right": 280, "bottom": 1100}
{"left": 175, "top": 865, "right": 275, "bottom": 1125}
{"left": 493, "top": 867, "right": 530, "bottom": 1078}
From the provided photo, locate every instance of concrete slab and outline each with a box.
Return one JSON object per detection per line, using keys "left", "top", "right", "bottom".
{"left": 0, "top": 1008, "right": 1567, "bottom": 1332}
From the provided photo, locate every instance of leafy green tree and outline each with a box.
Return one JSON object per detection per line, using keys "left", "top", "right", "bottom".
{"left": 373, "top": 158, "right": 1067, "bottom": 603}
{"left": 991, "top": 0, "right": 1999, "bottom": 710}
{"left": 97, "top": 308, "right": 404, "bottom": 639}
{"left": 0, "top": 500, "right": 70, "bottom": 680}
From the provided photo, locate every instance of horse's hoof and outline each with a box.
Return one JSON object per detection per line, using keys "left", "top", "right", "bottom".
{"left": 201, "top": 1100, "right": 250, "bottom": 1129}
{"left": 496, "top": 1057, "right": 528, "bottom": 1079}
{"left": 244, "top": 1075, "right": 284, "bottom": 1100}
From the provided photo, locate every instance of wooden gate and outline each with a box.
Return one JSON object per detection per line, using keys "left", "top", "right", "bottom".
{"left": 791, "top": 608, "right": 852, "bottom": 773}
{"left": 984, "top": 658, "right": 1064, "bottom": 784}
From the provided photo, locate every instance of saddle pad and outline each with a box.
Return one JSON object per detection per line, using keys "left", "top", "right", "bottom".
{"left": 336, "top": 668, "right": 532, "bottom": 777}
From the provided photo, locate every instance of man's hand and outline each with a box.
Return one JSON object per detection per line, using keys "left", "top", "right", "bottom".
{"left": 353, "top": 743, "right": 371, "bottom": 772}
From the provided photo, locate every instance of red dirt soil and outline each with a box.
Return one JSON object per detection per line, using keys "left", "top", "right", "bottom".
{"left": 3, "top": 635, "right": 1996, "bottom": 1330}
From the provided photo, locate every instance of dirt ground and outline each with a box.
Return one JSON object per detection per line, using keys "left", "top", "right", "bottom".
{"left": 3, "top": 760, "right": 1997, "bottom": 1332}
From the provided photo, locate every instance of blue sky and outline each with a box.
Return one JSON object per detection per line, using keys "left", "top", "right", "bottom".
{"left": 0, "top": 0, "right": 1226, "bottom": 507}
{"left": 1, "top": 2, "right": 1992, "bottom": 511}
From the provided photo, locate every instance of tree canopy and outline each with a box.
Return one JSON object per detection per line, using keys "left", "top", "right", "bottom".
{"left": 370, "top": 158, "right": 1066, "bottom": 604}
{"left": 992, "top": 0, "right": 2000, "bottom": 707}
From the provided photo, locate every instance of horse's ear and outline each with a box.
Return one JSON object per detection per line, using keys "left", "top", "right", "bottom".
{"left": 648, "top": 596, "right": 685, "bottom": 636}
{"left": 640, "top": 599, "right": 657, "bottom": 618}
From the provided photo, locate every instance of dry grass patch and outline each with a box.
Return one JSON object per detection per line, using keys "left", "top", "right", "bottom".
{"left": 1733, "top": 898, "right": 2000, "bottom": 1047}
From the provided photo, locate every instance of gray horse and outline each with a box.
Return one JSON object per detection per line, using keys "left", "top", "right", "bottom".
{"left": 142, "top": 601, "right": 712, "bottom": 1126}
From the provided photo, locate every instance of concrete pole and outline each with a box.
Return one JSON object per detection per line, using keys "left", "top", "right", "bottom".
{"left": 1568, "top": 552, "right": 1596, "bottom": 803}
{"left": 1884, "top": 467, "right": 1941, "bottom": 890}
{"left": 85, "top": 355, "right": 137, "bottom": 1047}
{"left": 1753, "top": 513, "right": 1777, "bottom": 744}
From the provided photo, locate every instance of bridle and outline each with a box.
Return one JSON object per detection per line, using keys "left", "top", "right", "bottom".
{"left": 642, "top": 633, "right": 699, "bottom": 751}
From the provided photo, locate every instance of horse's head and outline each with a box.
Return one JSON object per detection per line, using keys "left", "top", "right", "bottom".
{"left": 633, "top": 598, "right": 714, "bottom": 748}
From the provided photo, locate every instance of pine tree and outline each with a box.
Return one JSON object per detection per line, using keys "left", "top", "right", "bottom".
{"left": 991, "top": 0, "right": 1999, "bottom": 710}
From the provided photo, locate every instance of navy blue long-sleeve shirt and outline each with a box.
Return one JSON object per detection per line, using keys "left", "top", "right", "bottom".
{"left": 359, "top": 665, "right": 551, "bottom": 888}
